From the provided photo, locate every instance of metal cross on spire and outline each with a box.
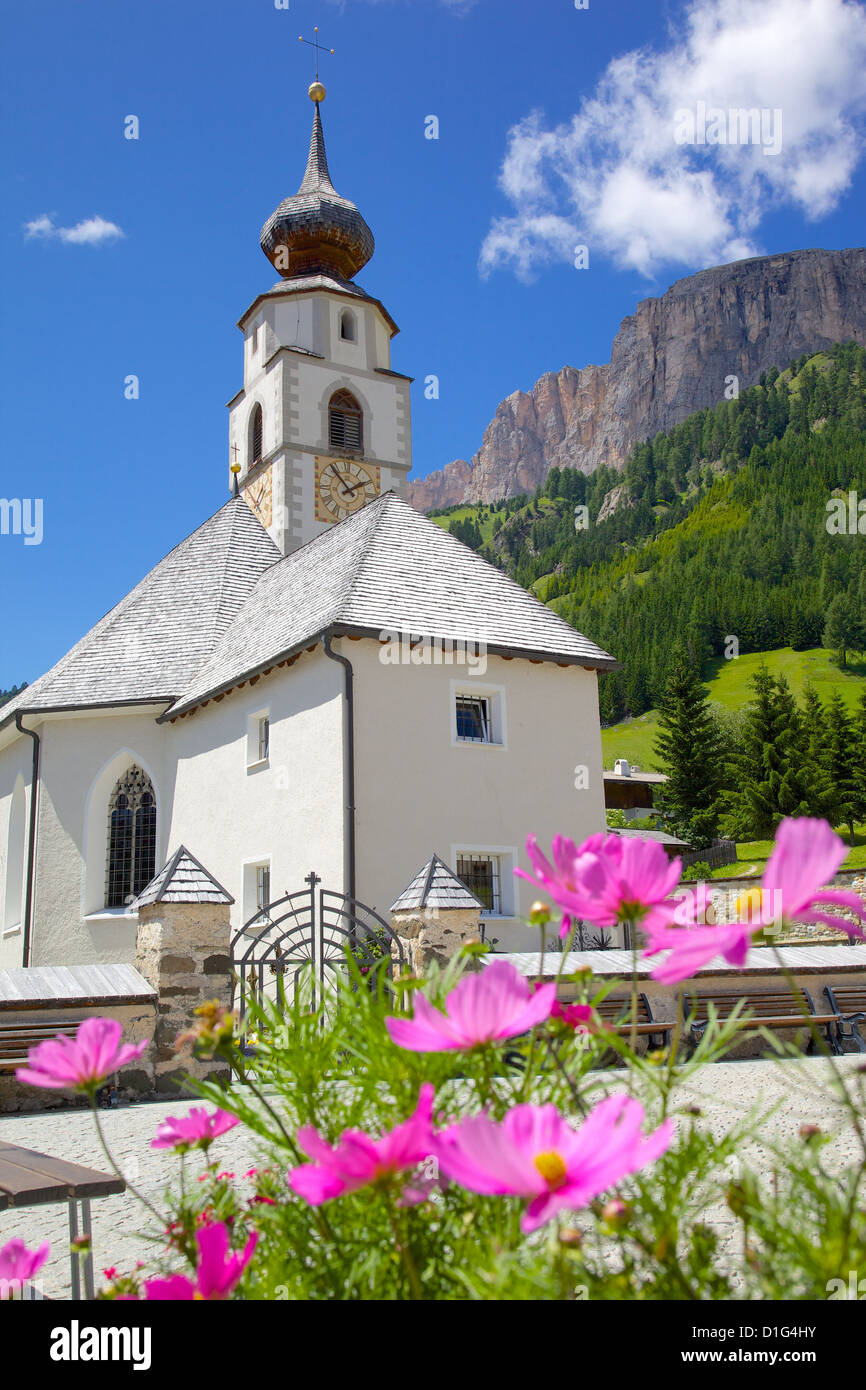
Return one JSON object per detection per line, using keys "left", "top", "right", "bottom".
{"left": 299, "top": 27, "right": 335, "bottom": 82}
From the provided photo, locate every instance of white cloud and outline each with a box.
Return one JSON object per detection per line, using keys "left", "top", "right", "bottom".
{"left": 24, "top": 214, "right": 124, "bottom": 246}
{"left": 481, "top": 0, "right": 866, "bottom": 279}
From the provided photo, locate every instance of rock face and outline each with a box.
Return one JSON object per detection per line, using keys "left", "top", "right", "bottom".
{"left": 408, "top": 247, "right": 866, "bottom": 509}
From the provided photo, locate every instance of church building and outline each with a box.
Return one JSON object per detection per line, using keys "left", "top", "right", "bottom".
{"left": 0, "top": 80, "right": 615, "bottom": 967}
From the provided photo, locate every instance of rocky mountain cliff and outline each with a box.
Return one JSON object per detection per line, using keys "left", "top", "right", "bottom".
{"left": 408, "top": 247, "right": 866, "bottom": 510}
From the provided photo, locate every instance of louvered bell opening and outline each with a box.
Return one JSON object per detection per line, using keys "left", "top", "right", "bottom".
{"left": 251, "top": 406, "right": 263, "bottom": 465}
{"left": 328, "top": 390, "right": 363, "bottom": 452}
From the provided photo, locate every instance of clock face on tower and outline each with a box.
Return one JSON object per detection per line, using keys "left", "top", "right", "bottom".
{"left": 315, "top": 457, "right": 380, "bottom": 523}
{"left": 244, "top": 466, "right": 273, "bottom": 529}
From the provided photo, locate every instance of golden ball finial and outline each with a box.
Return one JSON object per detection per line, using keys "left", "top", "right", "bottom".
{"left": 230, "top": 462, "right": 241, "bottom": 475}
{"left": 308, "top": 80, "right": 326, "bottom": 103}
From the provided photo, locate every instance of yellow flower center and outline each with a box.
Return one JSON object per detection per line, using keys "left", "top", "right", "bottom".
{"left": 533, "top": 1150, "right": 568, "bottom": 1190}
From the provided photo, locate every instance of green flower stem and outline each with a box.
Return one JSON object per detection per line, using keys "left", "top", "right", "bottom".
{"left": 387, "top": 1200, "right": 423, "bottom": 1300}
{"left": 89, "top": 1097, "right": 167, "bottom": 1231}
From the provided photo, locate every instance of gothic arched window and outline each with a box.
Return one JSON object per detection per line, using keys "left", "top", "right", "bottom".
{"left": 106, "top": 765, "right": 156, "bottom": 908}
{"left": 249, "top": 404, "right": 263, "bottom": 467}
{"left": 328, "top": 389, "right": 363, "bottom": 451}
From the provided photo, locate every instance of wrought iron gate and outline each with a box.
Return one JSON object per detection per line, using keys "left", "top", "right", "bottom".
{"left": 230, "top": 871, "right": 405, "bottom": 1018}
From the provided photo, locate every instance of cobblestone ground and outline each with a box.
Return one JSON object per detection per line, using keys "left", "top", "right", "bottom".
{"left": 1, "top": 1056, "right": 863, "bottom": 1299}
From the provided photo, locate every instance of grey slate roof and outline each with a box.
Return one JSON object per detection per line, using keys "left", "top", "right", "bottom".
{"left": 165, "top": 492, "right": 617, "bottom": 718}
{"left": 131, "top": 845, "right": 234, "bottom": 908}
{"left": 391, "top": 855, "right": 483, "bottom": 913}
{"left": 611, "top": 828, "right": 689, "bottom": 846}
{"left": 0, "top": 963, "right": 155, "bottom": 1009}
{"left": 1, "top": 498, "right": 281, "bottom": 727}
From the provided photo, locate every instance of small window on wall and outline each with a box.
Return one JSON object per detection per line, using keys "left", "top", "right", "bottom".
{"left": 256, "top": 864, "right": 270, "bottom": 913}
{"left": 456, "top": 696, "right": 490, "bottom": 743}
{"left": 453, "top": 683, "right": 506, "bottom": 748}
{"left": 247, "top": 710, "right": 270, "bottom": 769}
{"left": 249, "top": 404, "right": 263, "bottom": 467}
{"left": 456, "top": 853, "right": 502, "bottom": 915}
{"left": 329, "top": 389, "right": 363, "bottom": 451}
{"left": 243, "top": 859, "right": 272, "bottom": 924}
{"left": 340, "top": 310, "right": 356, "bottom": 342}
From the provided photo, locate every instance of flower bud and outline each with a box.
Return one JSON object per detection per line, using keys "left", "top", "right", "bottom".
{"left": 529, "top": 901, "right": 552, "bottom": 927}
{"left": 558, "top": 1227, "right": 582, "bottom": 1247}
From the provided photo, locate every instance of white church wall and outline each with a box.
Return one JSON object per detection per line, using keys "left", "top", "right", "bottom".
{"left": 28, "top": 711, "right": 171, "bottom": 967}
{"left": 165, "top": 648, "right": 346, "bottom": 928}
{"left": 348, "top": 641, "right": 607, "bottom": 952}
{"left": 0, "top": 737, "right": 34, "bottom": 968}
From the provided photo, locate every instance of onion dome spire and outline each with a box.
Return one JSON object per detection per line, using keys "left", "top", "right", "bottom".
{"left": 260, "top": 84, "right": 375, "bottom": 283}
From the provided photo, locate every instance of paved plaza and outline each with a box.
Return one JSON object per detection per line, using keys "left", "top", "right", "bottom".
{"left": 1, "top": 1056, "right": 863, "bottom": 1298}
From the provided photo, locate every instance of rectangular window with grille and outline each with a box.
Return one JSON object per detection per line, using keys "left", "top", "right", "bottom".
{"left": 455, "top": 696, "right": 491, "bottom": 743}
{"left": 456, "top": 853, "right": 501, "bottom": 915}
{"left": 256, "top": 865, "right": 270, "bottom": 913}
{"left": 247, "top": 709, "right": 270, "bottom": 769}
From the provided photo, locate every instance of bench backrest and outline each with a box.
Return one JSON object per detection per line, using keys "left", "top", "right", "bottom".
{"left": 595, "top": 993, "right": 652, "bottom": 1024}
{"left": 0, "top": 1021, "right": 80, "bottom": 1072}
{"left": 683, "top": 988, "right": 816, "bottom": 1022}
{"left": 825, "top": 985, "right": 866, "bottom": 1014}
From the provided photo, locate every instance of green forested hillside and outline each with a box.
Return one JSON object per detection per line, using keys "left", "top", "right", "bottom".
{"left": 431, "top": 343, "right": 866, "bottom": 724}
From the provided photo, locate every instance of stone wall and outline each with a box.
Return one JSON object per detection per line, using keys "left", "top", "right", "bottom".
{"left": 134, "top": 900, "right": 233, "bottom": 1095}
{"left": 390, "top": 906, "right": 482, "bottom": 974}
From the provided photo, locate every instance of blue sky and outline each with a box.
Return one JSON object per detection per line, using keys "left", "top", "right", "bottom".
{"left": 3, "top": 0, "right": 865, "bottom": 685}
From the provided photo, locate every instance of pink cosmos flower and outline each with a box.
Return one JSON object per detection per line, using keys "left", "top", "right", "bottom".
{"left": 517, "top": 832, "right": 682, "bottom": 938}
{"left": 0, "top": 1238, "right": 50, "bottom": 1295}
{"left": 385, "top": 961, "right": 555, "bottom": 1052}
{"left": 143, "top": 1223, "right": 257, "bottom": 1300}
{"left": 151, "top": 1106, "right": 240, "bottom": 1152}
{"left": 15, "top": 1017, "right": 148, "bottom": 1093}
{"left": 434, "top": 1093, "right": 673, "bottom": 1233}
{"left": 288, "top": 1085, "right": 435, "bottom": 1205}
{"left": 551, "top": 1000, "right": 599, "bottom": 1032}
{"left": 643, "top": 818, "right": 866, "bottom": 985}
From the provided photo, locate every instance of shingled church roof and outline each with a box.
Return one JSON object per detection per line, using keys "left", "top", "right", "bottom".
{"left": 163, "top": 492, "right": 617, "bottom": 719}
{"left": 1, "top": 497, "right": 281, "bottom": 727}
{"left": 3, "top": 491, "right": 616, "bottom": 734}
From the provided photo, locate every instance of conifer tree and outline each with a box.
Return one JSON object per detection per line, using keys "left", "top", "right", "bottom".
{"left": 652, "top": 651, "right": 723, "bottom": 848}
{"left": 823, "top": 691, "right": 859, "bottom": 844}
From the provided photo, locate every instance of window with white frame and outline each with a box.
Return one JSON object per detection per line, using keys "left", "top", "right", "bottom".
{"left": 243, "top": 859, "right": 271, "bottom": 923}
{"left": 246, "top": 710, "right": 270, "bottom": 768}
{"left": 452, "top": 683, "right": 505, "bottom": 747}
{"left": 456, "top": 852, "right": 503, "bottom": 915}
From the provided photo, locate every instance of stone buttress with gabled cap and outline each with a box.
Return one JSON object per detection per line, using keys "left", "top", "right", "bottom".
{"left": 259, "top": 100, "right": 375, "bottom": 282}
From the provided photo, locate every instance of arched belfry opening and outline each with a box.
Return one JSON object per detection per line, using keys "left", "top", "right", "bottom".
{"left": 328, "top": 389, "right": 363, "bottom": 451}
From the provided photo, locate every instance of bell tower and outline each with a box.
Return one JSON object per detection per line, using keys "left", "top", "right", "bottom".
{"left": 228, "top": 62, "right": 412, "bottom": 554}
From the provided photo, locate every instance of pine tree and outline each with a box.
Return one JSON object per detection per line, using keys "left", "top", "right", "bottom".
{"left": 852, "top": 688, "right": 866, "bottom": 828}
{"left": 823, "top": 592, "right": 861, "bottom": 668}
{"left": 721, "top": 671, "right": 833, "bottom": 839}
{"left": 823, "top": 691, "right": 859, "bottom": 843}
{"left": 652, "top": 651, "right": 724, "bottom": 848}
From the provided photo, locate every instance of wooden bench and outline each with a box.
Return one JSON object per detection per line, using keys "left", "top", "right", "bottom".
{"left": 0, "top": 1019, "right": 80, "bottom": 1073}
{"left": 0, "top": 1142, "right": 125, "bottom": 1299}
{"left": 504, "top": 992, "right": 674, "bottom": 1070}
{"left": 824, "top": 985, "right": 866, "bottom": 1053}
{"left": 594, "top": 993, "right": 675, "bottom": 1052}
{"left": 684, "top": 986, "right": 840, "bottom": 1055}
